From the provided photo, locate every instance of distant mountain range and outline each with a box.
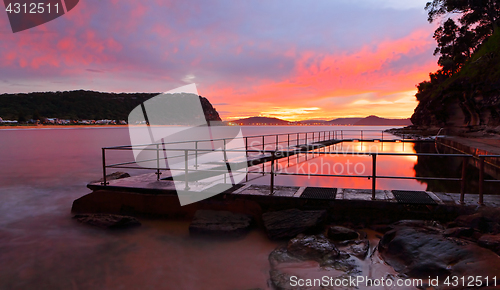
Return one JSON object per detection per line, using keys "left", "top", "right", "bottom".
{"left": 229, "top": 116, "right": 291, "bottom": 125}
{"left": 229, "top": 115, "right": 411, "bottom": 126}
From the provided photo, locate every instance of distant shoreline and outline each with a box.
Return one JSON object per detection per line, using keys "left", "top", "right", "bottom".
{"left": 0, "top": 124, "right": 405, "bottom": 130}
{"left": 0, "top": 124, "right": 129, "bottom": 130}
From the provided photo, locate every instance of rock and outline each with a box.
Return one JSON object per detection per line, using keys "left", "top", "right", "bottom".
{"left": 346, "top": 239, "right": 369, "bottom": 259}
{"left": 453, "top": 213, "right": 489, "bottom": 232}
{"left": 477, "top": 207, "right": 500, "bottom": 224}
{"left": 393, "top": 219, "right": 444, "bottom": 231}
{"left": 326, "top": 226, "right": 359, "bottom": 241}
{"left": 94, "top": 171, "right": 130, "bottom": 183}
{"left": 368, "top": 224, "right": 393, "bottom": 234}
{"left": 74, "top": 213, "right": 141, "bottom": 229}
{"left": 188, "top": 210, "right": 252, "bottom": 238}
{"left": 269, "top": 234, "right": 360, "bottom": 290}
{"left": 379, "top": 226, "right": 500, "bottom": 286}
{"left": 287, "top": 234, "right": 339, "bottom": 262}
{"left": 268, "top": 245, "right": 302, "bottom": 267}
{"left": 478, "top": 234, "right": 500, "bottom": 256}
{"left": 269, "top": 270, "right": 309, "bottom": 290}
{"left": 262, "top": 209, "right": 326, "bottom": 240}
{"left": 476, "top": 208, "right": 500, "bottom": 234}
{"left": 443, "top": 227, "right": 475, "bottom": 238}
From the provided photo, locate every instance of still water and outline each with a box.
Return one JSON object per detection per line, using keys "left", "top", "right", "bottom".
{"left": 0, "top": 126, "right": 484, "bottom": 289}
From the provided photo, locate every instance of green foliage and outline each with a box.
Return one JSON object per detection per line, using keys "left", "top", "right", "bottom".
{"left": 425, "top": 0, "right": 500, "bottom": 77}
{"left": 412, "top": 28, "right": 500, "bottom": 126}
{"left": 412, "top": 1, "right": 500, "bottom": 126}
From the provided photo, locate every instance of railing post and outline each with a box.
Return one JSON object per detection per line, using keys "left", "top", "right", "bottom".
{"left": 341, "top": 131, "right": 343, "bottom": 140}
{"left": 312, "top": 132, "right": 314, "bottom": 157}
{"left": 245, "top": 137, "right": 248, "bottom": 157}
{"left": 245, "top": 137, "right": 249, "bottom": 182}
{"left": 262, "top": 136, "right": 265, "bottom": 175}
{"left": 276, "top": 134, "right": 279, "bottom": 151}
{"left": 194, "top": 141, "right": 198, "bottom": 168}
{"left": 381, "top": 131, "right": 384, "bottom": 141}
{"left": 297, "top": 133, "right": 300, "bottom": 163}
{"left": 361, "top": 131, "right": 363, "bottom": 140}
{"left": 223, "top": 139, "right": 227, "bottom": 161}
{"left": 287, "top": 134, "right": 290, "bottom": 166}
{"left": 460, "top": 156, "right": 467, "bottom": 204}
{"left": 101, "top": 148, "right": 108, "bottom": 185}
{"left": 479, "top": 156, "right": 485, "bottom": 206}
{"left": 372, "top": 154, "right": 377, "bottom": 200}
{"left": 184, "top": 149, "right": 190, "bottom": 190}
{"left": 270, "top": 152, "right": 275, "bottom": 195}
{"left": 156, "top": 144, "right": 160, "bottom": 180}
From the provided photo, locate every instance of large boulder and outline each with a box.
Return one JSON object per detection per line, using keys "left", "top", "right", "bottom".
{"left": 477, "top": 234, "right": 500, "bottom": 256}
{"left": 442, "top": 227, "right": 475, "bottom": 239}
{"left": 452, "top": 213, "right": 489, "bottom": 232}
{"left": 345, "top": 239, "right": 369, "bottom": 259}
{"left": 326, "top": 226, "right": 359, "bottom": 241}
{"left": 262, "top": 209, "right": 326, "bottom": 240}
{"left": 379, "top": 226, "right": 500, "bottom": 288}
{"left": 269, "top": 234, "right": 359, "bottom": 290}
{"left": 287, "top": 234, "right": 339, "bottom": 262}
{"left": 188, "top": 210, "right": 252, "bottom": 238}
{"left": 74, "top": 213, "right": 141, "bottom": 229}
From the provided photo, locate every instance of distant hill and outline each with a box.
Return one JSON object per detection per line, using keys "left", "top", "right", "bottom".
{"left": 0, "top": 90, "right": 221, "bottom": 122}
{"left": 296, "top": 119, "right": 328, "bottom": 125}
{"left": 296, "top": 116, "right": 410, "bottom": 126}
{"left": 230, "top": 115, "right": 411, "bottom": 126}
{"left": 229, "top": 116, "right": 291, "bottom": 125}
{"left": 353, "top": 115, "right": 412, "bottom": 126}
{"left": 326, "top": 117, "right": 364, "bottom": 125}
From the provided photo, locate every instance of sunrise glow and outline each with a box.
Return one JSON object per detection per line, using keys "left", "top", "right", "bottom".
{"left": 0, "top": 0, "right": 439, "bottom": 121}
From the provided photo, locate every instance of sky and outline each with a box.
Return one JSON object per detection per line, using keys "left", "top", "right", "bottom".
{"left": 0, "top": 0, "right": 440, "bottom": 121}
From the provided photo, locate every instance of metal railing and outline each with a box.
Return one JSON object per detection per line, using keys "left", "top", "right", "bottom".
{"left": 100, "top": 129, "right": 411, "bottom": 180}
{"left": 99, "top": 129, "right": 498, "bottom": 205}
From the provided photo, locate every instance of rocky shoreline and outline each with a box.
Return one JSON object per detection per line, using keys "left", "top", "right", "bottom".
{"left": 385, "top": 125, "right": 500, "bottom": 140}
{"left": 74, "top": 205, "right": 500, "bottom": 290}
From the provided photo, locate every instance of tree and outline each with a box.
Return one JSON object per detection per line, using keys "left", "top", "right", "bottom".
{"left": 426, "top": 0, "right": 500, "bottom": 31}
{"left": 17, "top": 111, "right": 26, "bottom": 123}
{"left": 425, "top": 0, "right": 500, "bottom": 76}
{"left": 433, "top": 18, "right": 476, "bottom": 75}
{"left": 32, "top": 110, "right": 41, "bottom": 121}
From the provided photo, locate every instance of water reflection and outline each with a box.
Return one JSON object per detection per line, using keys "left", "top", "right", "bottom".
{"left": 247, "top": 140, "right": 498, "bottom": 195}
{"left": 413, "top": 142, "right": 498, "bottom": 195}
{"left": 248, "top": 141, "right": 428, "bottom": 192}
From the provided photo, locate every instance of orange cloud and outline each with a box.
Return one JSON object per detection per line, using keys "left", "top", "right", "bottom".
{"left": 204, "top": 29, "right": 438, "bottom": 120}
